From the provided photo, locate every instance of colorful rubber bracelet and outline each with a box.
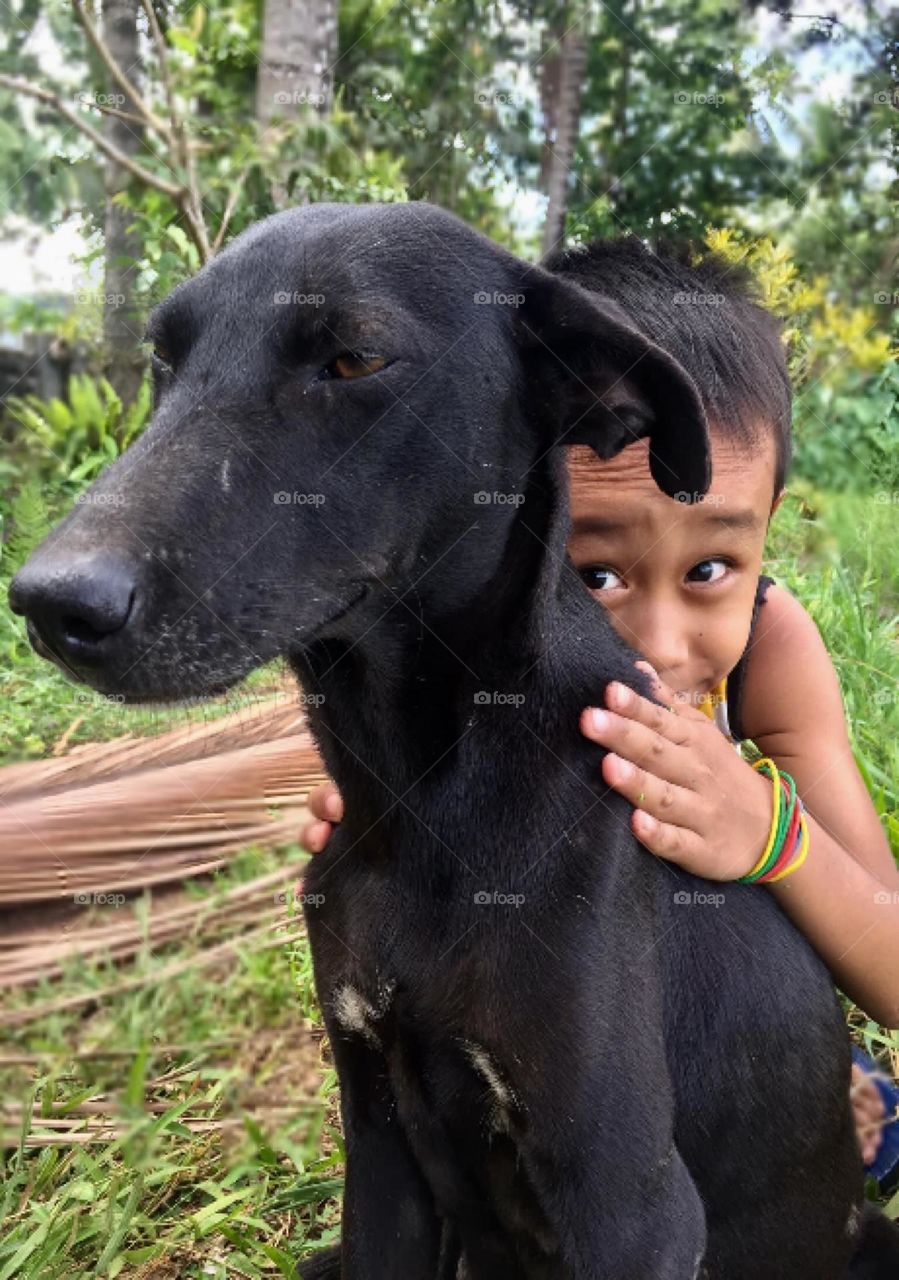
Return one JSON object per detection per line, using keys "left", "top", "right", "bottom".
{"left": 767, "top": 811, "right": 810, "bottom": 883}
{"left": 740, "top": 762, "right": 798, "bottom": 883}
{"left": 758, "top": 794, "right": 803, "bottom": 883}
{"left": 772, "top": 773, "right": 795, "bottom": 858}
{"left": 740, "top": 757, "right": 782, "bottom": 881}
{"left": 743, "top": 774, "right": 794, "bottom": 883}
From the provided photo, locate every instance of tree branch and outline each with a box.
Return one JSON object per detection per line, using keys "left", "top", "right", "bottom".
{"left": 71, "top": 0, "right": 171, "bottom": 142}
{"left": 138, "top": 0, "right": 178, "bottom": 142}
{"left": 134, "top": 0, "right": 210, "bottom": 261}
{"left": 77, "top": 95, "right": 148, "bottom": 129}
{"left": 0, "top": 73, "right": 184, "bottom": 200}
{"left": 212, "top": 168, "right": 249, "bottom": 253}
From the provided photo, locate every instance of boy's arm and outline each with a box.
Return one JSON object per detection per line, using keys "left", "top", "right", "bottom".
{"left": 740, "top": 585, "right": 896, "bottom": 884}
{"left": 737, "top": 585, "right": 899, "bottom": 1026}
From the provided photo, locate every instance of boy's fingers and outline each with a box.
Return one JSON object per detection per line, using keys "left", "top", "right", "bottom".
{"left": 583, "top": 708, "right": 698, "bottom": 789}
{"left": 631, "top": 809, "right": 705, "bottom": 864}
{"left": 309, "top": 781, "right": 344, "bottom": 822}
{"left": 630, "top": 666, "right": 708, "bottom": 724}
{"left": 634, "top": 661, "right": 679, "bottom": 710}
{"left": 605, "top": 681, "right": 700, "bottom": 738}
{"left": 301, "top": 819, "right": 332, "bottom": 854}
{"left": 602, "top": 750, "right": 697, "bottom": 826}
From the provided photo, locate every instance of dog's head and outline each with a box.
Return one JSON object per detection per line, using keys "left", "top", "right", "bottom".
{"left": 9, "top": 202, "right": 709, "bottom": 701}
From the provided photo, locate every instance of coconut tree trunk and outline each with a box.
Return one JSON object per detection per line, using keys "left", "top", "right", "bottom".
{"left": 101, "top": 0, "right": 145, "bottom": 407}
{"left": 256, "top": 0, "right": 338, "bottom": 125}
{"left": 539, "top": 16, "right": 588, "bottom": 260}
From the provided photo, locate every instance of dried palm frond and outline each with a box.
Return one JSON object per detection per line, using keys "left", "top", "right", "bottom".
{"left": 1, "top": 692, "right": 307, "bottom": 802}
{"left": 0, "top": 732, "right": 327, "bottom": 903}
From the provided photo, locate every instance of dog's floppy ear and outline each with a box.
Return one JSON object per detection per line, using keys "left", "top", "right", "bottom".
{"left": 515, "top": 264, "right": 710, "bottom": 500}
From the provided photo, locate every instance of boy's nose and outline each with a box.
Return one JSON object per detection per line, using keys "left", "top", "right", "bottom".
{"left": 630, "top": 611, "right": 692, "bottom": 687}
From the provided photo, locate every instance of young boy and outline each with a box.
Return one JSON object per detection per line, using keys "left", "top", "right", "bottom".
{"left": 300, "top": 238, "right": 899, "bottom": 1177}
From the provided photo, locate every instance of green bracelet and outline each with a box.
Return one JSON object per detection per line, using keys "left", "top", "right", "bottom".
{"left": 738, "top": 763, "right": 798, "bottom": 884}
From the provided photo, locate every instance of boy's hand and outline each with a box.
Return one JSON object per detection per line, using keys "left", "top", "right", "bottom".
{"left": 580, "top": 663, "right": 773, "bottom": 882}
{"left": 300, "top": 781, "right": 343, "bottom": 854}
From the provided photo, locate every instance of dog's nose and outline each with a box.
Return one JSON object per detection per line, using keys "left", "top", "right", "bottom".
{"left": 9, "top": 550, "right": 138, "bottom": 666}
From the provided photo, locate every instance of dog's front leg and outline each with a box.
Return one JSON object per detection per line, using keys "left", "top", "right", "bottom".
{"left": 330, "top": 1027, "right": 444, "bottom": 1279}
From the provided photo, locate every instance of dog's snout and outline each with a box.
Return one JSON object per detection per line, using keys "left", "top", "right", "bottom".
{"left": 9, "top": 550, "right": 138, "bottom": 666}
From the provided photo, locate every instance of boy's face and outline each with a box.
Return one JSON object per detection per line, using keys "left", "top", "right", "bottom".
{"left": 566, "top": 428, "right": 780, "bottom": 702}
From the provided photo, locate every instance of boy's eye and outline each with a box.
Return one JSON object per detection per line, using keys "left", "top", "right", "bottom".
{"left": 579, "top": 566, "right": 624, "bottom": 592}
{"left": 686, "top": 558, "right": 728, "bottom": 585}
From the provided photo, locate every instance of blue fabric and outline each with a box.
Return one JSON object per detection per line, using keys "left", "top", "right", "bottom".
{"left": 851, "top": 1045, "right": 899, "bottom": 1191}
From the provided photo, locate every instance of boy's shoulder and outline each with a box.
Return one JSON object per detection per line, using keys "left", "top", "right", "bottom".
{"left": 738, "top": 583, "right": 848, "bottom": 750}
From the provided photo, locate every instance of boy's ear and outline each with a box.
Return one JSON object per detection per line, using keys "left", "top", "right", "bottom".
{"left": 515, "top": 264, "right": 711, "bottom": 500}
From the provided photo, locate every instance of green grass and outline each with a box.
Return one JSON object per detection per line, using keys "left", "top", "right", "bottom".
{"left": 0, "top": 488, "right": 897, "bottom": 1274}
{"left": 0, "top": 846, "right": 343, "bottom": 1279}
{"left": 765, "top": 486, "right": 899, "bottom": 849}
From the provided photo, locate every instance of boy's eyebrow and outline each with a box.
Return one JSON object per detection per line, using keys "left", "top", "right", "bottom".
{"left": 703, "top": 508, "right": 763, "bottom": 531}
{"left": 570, "top": 508, "right": 763, "bottom": 535}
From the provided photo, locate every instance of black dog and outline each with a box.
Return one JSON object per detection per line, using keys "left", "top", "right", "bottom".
{"left": 10, "top": 202, "right": 899, "bottom": 1277}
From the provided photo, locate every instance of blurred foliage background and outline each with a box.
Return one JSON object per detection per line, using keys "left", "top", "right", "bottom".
{"left": 0, "top": 0, "right": 895, "bottom": 763}
{"left": 1, "top": 0, "right": 895, "bottom": 767}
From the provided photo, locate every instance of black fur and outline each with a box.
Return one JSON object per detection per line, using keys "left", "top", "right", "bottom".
{"left": 9, "top": 201, "right": 899, "bottom": 1277}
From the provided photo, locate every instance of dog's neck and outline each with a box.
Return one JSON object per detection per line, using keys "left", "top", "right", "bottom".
{"left": 291, "top": 448, "right": 631, "bottom": 857}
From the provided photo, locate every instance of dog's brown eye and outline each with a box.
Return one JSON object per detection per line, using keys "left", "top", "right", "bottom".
{"left": 152, "top": 343, "right": 173, "bottom": 368}
{"left": 329, "top": 353, "right": 388, "bottom": 380}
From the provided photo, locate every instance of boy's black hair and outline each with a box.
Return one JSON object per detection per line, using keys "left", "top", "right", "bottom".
{"left": 543, "top": 236, "right": 793, "bottom": 494}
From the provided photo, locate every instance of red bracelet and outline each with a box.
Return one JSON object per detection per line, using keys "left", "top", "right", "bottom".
{"left": 757, "top": 789, "right": 803, "bottom": 883}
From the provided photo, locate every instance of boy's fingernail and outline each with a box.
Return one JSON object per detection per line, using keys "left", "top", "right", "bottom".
{"left": 589, "top": 708, "right": 610, "bottom": 733}
{"left": 325, "top": 792, "right": 341, "bottom": 818}
{"left": 608, "top": 682, "right": 631, "bottom": 709}
{"left": 609, "top": 754, "right": 635, "bottom": 781}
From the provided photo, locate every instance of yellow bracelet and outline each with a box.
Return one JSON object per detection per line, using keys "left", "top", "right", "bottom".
{"left": 767, "top": 813, "right": 811, "bottom": 883}
{"left": 744, "top": 757, "right": 782, "bottom": 880}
